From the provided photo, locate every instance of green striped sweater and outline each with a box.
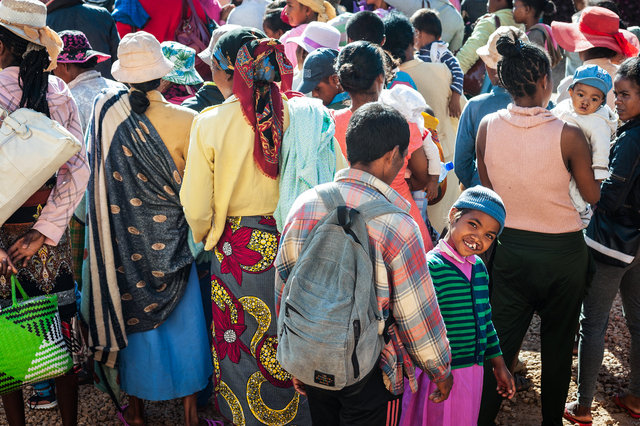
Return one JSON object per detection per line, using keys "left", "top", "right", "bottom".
{"left": 428, "top": 252, "right": 502, "bottom": 369}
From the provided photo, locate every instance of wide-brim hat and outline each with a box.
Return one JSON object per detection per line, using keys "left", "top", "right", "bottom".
{"left": 477, "top": 26, "right": 529, "bottom": 69}
{"left": 551, "top": 7, "right": 639, "bottom": 57}
{"left": 112, "top": 31, "right": 174, "bottom": 84}
{"left": 288, "top": 21, "right": 340, "bottom": 53}
{"left": 161, "top": 41, "right": 203, "bottom": 86}
{"left": 198, "top": 24, "right": 243, "bottom": 67}
{"left": 57, "top": 30, "right": 110, "bottom": 64}
{"left": 0, "top": 0, "right": 63, "bottom": 72}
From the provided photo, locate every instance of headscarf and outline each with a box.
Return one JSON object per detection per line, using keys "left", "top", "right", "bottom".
{"left": 297, "top": 0, "right": 337, "bottom": 23}
{"left": 213, "top": 28, "right": 294, "bottom": 179}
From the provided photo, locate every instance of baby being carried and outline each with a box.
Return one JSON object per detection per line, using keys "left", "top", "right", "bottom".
{"left": 553, "top": 64, "right": 618, "bottom": 225}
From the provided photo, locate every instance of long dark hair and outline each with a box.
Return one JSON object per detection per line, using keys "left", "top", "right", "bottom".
{"left": 0, "top": 26, "right": 51, "bottom": 117}
{"left": 129, "top": 79, "right": 161, "bottom": 114}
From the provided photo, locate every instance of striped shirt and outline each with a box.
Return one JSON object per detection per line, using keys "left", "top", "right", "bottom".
{"left": 428, "top": 241, "right": 502, "bottom": 369}
{"left": 418, "top": 41, "right": 464, "bottom": 95}
{"left": 275, "top": 168, "right": 451, "bottom": 395}
{"left": 0, "top": 67, "right": 89, "bottom": 245}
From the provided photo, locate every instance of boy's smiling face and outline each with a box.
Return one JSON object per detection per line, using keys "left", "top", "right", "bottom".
{"left": 569, "top": 82, "right": 605, "bottom": 115}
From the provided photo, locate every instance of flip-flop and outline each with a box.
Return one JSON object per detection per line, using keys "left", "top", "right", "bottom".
{"left": 613, "top": 394, "right": 640, "bottom": 419}
{"left": 562, "top": 407, "right": 592, "bottom": 426}
{"left": 117, "top": 405, "right": 130, "bottom": 426}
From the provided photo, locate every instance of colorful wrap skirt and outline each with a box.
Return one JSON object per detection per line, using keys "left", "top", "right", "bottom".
{"left": 210, "top": 215, "right": 310, "bottom": 426}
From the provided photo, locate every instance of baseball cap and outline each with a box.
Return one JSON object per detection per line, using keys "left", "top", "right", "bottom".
{"left": 296, "top": 48, "right": 339, "bottom": 94}
{"left": 570, "top": 64, "right": 613, "bottom": 98}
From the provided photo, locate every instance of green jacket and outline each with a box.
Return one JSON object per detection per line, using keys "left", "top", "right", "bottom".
{"left": 455, "top": 9, "right": 520, "bottom": 73}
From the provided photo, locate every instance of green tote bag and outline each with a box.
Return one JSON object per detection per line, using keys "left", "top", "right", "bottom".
{"left": 0, "top": 275, "right": 73, "bottom": 395}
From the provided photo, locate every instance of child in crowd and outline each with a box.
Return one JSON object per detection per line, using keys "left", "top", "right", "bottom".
{"left": 553, "top": 64, "right": 618, "bottom": 225}
{"left": 411, "top": 9, "right": 464, "bottom": 118}
{"left": 263, "top": 0, "right": 292, "bottom": 39}
{"left": 281, "top": 0, "right": 337, "bottom": 67}
{"left": 345, "top": 10, "right": 385, "bottom": 44}
{"left": 297, "top": 48, "right": 350, "bottom": 109}
{"left": 512, "top": 0, "right": 562, "bottom": 68}
{"left": 401, "top": 187, "right": 516, "bottom": 426}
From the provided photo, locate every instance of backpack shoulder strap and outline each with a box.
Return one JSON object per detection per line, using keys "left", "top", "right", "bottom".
{"left": 357, "top": 198, "right": 408, "bottom": 223}
{"left": 315, "top": 183, "right": 346, "bottom": 212}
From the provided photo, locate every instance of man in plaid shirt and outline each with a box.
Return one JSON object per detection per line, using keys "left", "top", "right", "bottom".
{"left": 275, "top": 103, "right": 452, "bottom": 425}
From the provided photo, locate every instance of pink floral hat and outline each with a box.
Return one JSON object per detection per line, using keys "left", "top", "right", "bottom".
{"left": 57, "top": 30, "right": 110, "bottom": 64}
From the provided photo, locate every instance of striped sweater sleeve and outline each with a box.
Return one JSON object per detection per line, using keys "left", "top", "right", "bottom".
{"left": 440, "top": 50, "right": 464, "bottom": 95}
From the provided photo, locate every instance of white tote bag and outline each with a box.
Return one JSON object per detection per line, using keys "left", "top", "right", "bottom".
{"left": 0, "top": 107, "right": 81, "bottom": 224}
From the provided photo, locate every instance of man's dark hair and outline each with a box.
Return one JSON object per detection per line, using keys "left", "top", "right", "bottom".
{"left": 346, "top": 11, "right": 385, "bottom": 45}
{"left": 411, "top": 9, "right": 442, "bottom": 39}
{"left": 346, "top": 102, "right": 410, "bottom": 165}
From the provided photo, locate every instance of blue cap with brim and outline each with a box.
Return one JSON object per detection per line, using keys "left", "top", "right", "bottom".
{"left": 570, "top": 64, "right": 613, "bottom": 100}
{"left": 296, "top": 48, "right": 339, "bottom": 94}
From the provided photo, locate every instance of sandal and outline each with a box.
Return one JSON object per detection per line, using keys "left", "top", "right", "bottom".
{"left": 27, "top": 380, "right": 57, "bottom": 410}
{"left": 117, "top": 405, "right": 131, "bottom": 426}
{"left": 613, "top": 394, "right": 640, "bottom": 419}
{"left": 563, "top": 406, "right": 592, "bottom": 426}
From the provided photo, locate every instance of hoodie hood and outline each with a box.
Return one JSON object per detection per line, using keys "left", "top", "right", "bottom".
{"left": 497, "top": 103, "right": 558, "bottom": 129}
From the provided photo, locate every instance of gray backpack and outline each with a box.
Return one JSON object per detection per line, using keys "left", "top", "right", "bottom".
{"left": 276, "top": 183, "right": 407, "bottom": 390}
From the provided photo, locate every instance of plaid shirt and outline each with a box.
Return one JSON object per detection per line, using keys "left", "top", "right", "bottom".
{"left": 275, "top": 168, "right": 451, "bottom": 395}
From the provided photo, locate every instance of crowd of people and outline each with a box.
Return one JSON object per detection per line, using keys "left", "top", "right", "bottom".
{"left": 0, "top": 0, "right": 639, "bottom": 425}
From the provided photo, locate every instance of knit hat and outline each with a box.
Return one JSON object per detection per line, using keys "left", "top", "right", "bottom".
{"left": 569, "top": 64, "right": 612, "bottom": 100}
{"left": 111, "top": 31, "right": 174, "bottom": 84}
{"left": 161, "top": 41, "right": 204, "bottom": 86}
{"left": 452, "top": 186, "right": 506, "bottom": 234}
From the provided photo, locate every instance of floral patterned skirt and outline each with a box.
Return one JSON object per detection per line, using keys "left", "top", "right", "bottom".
{"left": 210, "top": 215, "right": 310, "bottom": 426}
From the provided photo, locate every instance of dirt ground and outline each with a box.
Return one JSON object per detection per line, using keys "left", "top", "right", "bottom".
{"left": 0, "top": 294, "right": 636, "bottom": 425}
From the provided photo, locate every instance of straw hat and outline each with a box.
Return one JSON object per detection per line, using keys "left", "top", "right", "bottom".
{"left": 0, "top": 0, "right": 63, "bottom": 72}
{"left": 477, "top": 26, "right": 529, "bottom": 69}
{"left": 551, "top": 7, "right": 639, "bottom": 57}
{"left": 111, "top": 32, "right": 174, "bottom": 84}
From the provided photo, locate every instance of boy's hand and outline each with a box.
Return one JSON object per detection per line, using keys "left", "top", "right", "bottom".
{"left": 429, "top": 372, "right": 453, "bottom": 403}
{"left": 425, "top": 175, "right": 439, "bottom": 201}
{"left": 0, "top": 248, "right": 17, "bottom": 276}
{"left": 448, "top": 92, "right": 462, "bottom": 118}
{"left": 291, "top": 377, "right": 307, "bottom": 396}
{"left": 492, "top": 356, "right": 516, "bottom": 399}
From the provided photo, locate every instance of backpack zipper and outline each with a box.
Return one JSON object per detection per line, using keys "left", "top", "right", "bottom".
{"left": 352, "top": 319, "right": 360, "bottom": 378}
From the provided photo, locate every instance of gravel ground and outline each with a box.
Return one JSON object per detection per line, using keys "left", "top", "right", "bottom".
{"left": 1, "top": 294, "right": 636, "bottom": 425}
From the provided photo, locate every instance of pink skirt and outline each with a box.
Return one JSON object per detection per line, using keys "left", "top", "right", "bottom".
{"left": 399, "top": 365, "right": 484, "bottom": 426}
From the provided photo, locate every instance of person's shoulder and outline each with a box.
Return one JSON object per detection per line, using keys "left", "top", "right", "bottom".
{"left": 81, "top": 3, "right": 113, "bottom": 16}
{"left": 164, "top": 101, "right": 198, "bottom": 119}
{"left": 198, "top": 97, "right": 240, "bottom": 119}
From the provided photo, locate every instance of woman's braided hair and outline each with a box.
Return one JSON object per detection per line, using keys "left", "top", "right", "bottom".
{"left": 0, "top": 26, "right": 51, "bottom": 117}
{"left": 496, "top": 35, "right": 551, "bottom": 99}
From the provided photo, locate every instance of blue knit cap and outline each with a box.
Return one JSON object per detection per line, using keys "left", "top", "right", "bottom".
{"left": 452, "top": 186, "right": 506, "bottom": 234}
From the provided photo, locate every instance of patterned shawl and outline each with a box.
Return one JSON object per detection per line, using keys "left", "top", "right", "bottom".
{"left": 213, "top": 28, "right": 293, "bottom": 179}
{"left": 84, "top": 88, "right": 193, "bottom": 367}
